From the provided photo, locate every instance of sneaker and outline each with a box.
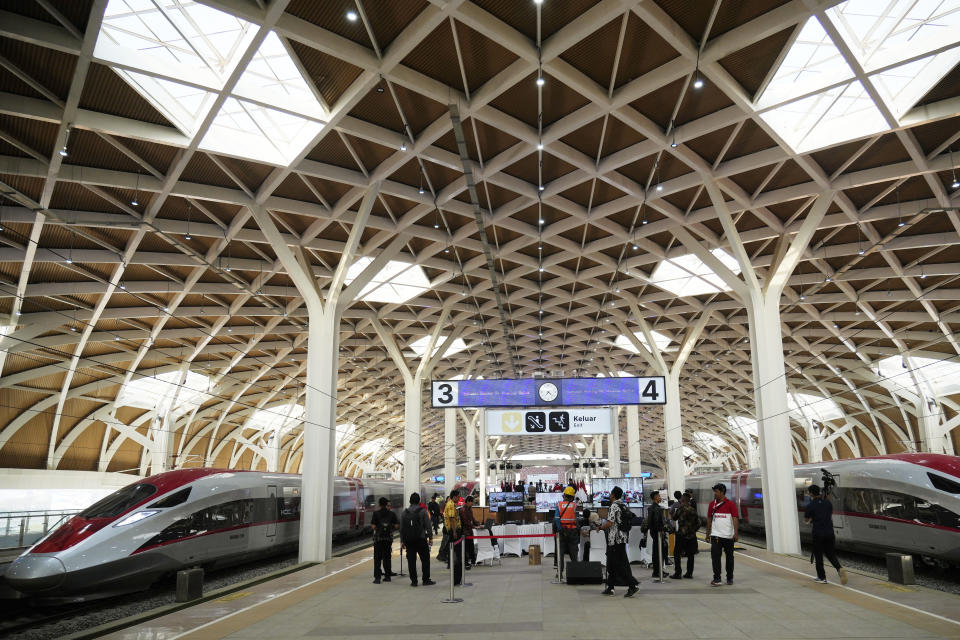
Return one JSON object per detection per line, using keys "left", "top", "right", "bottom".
{"left": 711, "top": 579, "right": 722, "bottom": 587}
{"left": 670, "top": 574, "right": 683, "bottom": 580}
{"left": 813, "top": 577, "right": 828, "bottom": 584}
{"left": 726, "top": 579, "right": 734, "bottom": 586}
{"left": 838, "top": 568, "right": 848, "bottom": 585}
{"left": 683, "top": 574, "right": 693, "bottom": 579}
{"left": 625, "top": 586, "right": 639, "bottom": 598}
{"left": 388, "top": 572, "right": 398, "bottom": 576}
{"left": 423, "top": 579, "right": 436, "bottom": 586}
{"left": 601, "top": 587, "right": 615, "bottom": 596}
{"left": 372, "top": 578, "right": 381, "bottom": 584}
{"left": 410, "top": 582, "right": 418, "bottom": 587}
{"left": 383, "top": 577, "right": 391, "bottom": 582}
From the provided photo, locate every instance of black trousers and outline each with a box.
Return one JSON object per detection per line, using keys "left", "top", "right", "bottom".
{"left": 446, "top": 536, "right": 463, "bottom": 585}
{"left": 373, "top": 539, "right": 392, "bottom": 579}
{"left": 605, "top": 543, "right": 638, "bottom": 588}
{"left": 812, "top": 533, "right": 842, "bottom": 580}
{"left": 672, "top": 536, "right": 695, "bottom": 577}
{"left": 556, "top": 529, "right": 579, "bottom": 573}
{"left": 711, "top": 536, "right": 735, "bottom": 581}
{"left": 649, "top": 530, "right": 665, "bottom": 577}
{"left": 405, "top": 538, "right": 430, "bottom": 584}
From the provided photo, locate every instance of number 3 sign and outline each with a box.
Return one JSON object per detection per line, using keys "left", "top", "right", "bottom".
{"left": 432, "top": 380, "right": 458, "bottom": 406}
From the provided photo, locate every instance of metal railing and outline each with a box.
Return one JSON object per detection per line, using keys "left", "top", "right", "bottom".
{"left": 0, "top": 510, "right": 78, "bottom": 550}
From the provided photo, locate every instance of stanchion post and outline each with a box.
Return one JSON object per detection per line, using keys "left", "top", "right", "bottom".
{"left": 551, "top": 532, "right": 562, "bottom": 584}
{"left": 461, "top": 534, "right": 472, "bottom": 587}
{"left": 442, "top": 538, "right": 463, "bottom": 603}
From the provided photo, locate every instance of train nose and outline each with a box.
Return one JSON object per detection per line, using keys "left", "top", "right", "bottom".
{"left": 4, "top": 555, "right": 66, "bottom": 592}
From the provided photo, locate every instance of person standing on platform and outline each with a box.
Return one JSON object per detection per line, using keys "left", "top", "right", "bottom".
{"left": 641, "top": 490, "right": 666, "bottom": 578}
{"left": 600, "top": 486, "right": 640, "bottom": 598}
{"left": 459, "top": 494, "right": 478, "bottom": 568}
{"left": 554, "top": 486, "right": 580, "bottom": 577}
{"left": 804, "top": 484, "right": 848, "bottom": 584}
{"left": 428, "top": 494, "right": 442, "bottom": 535}
{"left": 371, "top": 497, "right": 398, "bottom": 584}
{"left": 400, "top": 492, "right": 434, "bottom": 587}
{"left": 705, "top": 483, "right": 738, "bottom": 586}
{"left": 443, "top": 488, "right": 463, "bottom": 586}
{"left": 670, "top": 493, "right": 698, "bottom": 580}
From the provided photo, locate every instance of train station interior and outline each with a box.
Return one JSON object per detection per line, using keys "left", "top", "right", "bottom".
{"left": 1, "top": 0, "right": 959, "bottom": 638}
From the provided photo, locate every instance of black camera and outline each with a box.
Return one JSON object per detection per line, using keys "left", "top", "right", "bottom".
{"left": 820, "top": 468, "right": 837, "bottom": 496}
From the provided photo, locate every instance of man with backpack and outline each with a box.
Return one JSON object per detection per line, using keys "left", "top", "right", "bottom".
{"left": 400, "top": 492, "right": 435, "bottom": 587}
{"left": 371, "top": 497, "right": 398, "bottom": 584}
{"left": 599, "top": 486, "right": 639, "bottom": 597}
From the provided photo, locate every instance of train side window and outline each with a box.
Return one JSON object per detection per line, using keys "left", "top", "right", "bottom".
{"left": 150, "top": 487, "right": 192, "bottom": 509}
{"left": 915, "top": 500, "right": 960, "bottom": 529}
{"left": 80, "top": 483, "right": 158, "bottom": 518}
{"left": 877, "top": 492, "right": 916, "bottom": 520}
{"left": 928, "top": 473, "right": 960, "bottom": 494}
{"left": 280, "top": 497, "right": 300, "bottom": 519}
{"left": 364, "top": 494, "right": 376, "bottom": 508}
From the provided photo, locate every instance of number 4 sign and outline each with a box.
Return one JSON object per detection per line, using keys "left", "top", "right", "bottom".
{"left": 432, "top": 380, "right": 458, "bottom": 407}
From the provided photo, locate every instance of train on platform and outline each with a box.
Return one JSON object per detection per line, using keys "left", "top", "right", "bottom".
{"left": 4, "top": 469, "right": 463, "bottom": 600}
{"left": 646, "top": 453, "right": 960, "bottom": 567}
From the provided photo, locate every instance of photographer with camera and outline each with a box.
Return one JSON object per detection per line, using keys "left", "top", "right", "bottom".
{"left": 804, "top": 482, "right": 848, "bottom": 585}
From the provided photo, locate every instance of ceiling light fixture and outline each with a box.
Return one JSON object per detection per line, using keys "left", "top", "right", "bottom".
{"left": 400, "top": 141, "right": 407, "bottom": 151}
{"left": 692, "top": 49, "right": 703, "bottom": 89}
{"left": 346, "top": 10, "right": 358, "bottom": 21}
{"left": 537, "top": 141, "right": 543, "bottom": 150}
{"left": 536, "top": 75, "right": 545, "bottom": 86}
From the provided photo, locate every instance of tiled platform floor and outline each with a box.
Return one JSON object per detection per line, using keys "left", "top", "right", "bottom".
{"left": 100, "top": 542, "right": 960, "bottom": 640}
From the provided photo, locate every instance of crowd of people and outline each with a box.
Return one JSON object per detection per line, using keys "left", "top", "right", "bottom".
{"left": 370, "top": 481, "right": 846, "bottom": 593}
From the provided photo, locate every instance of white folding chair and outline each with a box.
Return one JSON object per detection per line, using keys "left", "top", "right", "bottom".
{"left": 588, "top": 529, "right": 607, "bottom": 565}
{"left": 473, "top": 528, "right": 501, "bottom": 566}
{"left": 501, "top": 523, "right": 522, "bottom": 557}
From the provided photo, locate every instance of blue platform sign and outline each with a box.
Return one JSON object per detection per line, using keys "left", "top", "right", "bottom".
{"left": 430, "top": 376, "right": 666, "bottom": 408}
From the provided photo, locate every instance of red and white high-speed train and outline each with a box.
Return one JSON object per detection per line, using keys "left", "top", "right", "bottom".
{"left": 4, "top": 469, "right": 457, "bottom": 599}
{"left": 650, "top": 453, "right": 960, "bottom": 566}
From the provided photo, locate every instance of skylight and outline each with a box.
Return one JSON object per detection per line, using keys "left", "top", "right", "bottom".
{"left": 356, "top": 437, "right": 389, "bottom": 458}
{"left": 407, "top": 335, "right": 468, "bottom": 359}
{"left": 117, "top": 370, "right": 211, "bottom": 417}
{"left": 727, "top": 415, "right": 758, "bottom": 438}
{"left": 649, "top": 249, "right": 741, "bottom": 297}
{"left": 615, "top": 330, "right": 673, "bottom": 354}
{"left": 247, "top": 403, "right": 303, "bottom": 434}
{"left": 95, "top": 0, "right": 327, "bottom": 164}
{"left": 788, "top": 392, "right": 844, "bottom": 423}
{"left": 756, "top": 0, "right": 960, "bottom": 153}
{"left": 336, "top": 423, "right": 357, "bottom": 447}
{"left": 343, "top": 257, "right": 432, "bottom": 304}
{"left": 877, "top": 355, "right": 960, "bottom": 398}
{"left": 692, "top": 431, "right": 727, "bottom": 451}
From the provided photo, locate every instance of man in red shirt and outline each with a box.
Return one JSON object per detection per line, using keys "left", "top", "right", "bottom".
{"left": 704, "top": 482, "right": 738, "bottom": 586}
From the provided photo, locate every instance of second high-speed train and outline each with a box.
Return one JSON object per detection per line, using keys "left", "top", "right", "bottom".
{"left": 4, "top": 469, "right": 455, "bottom": 599}
{"left": 649, "top": 453, "right": 960, "bottom": 566}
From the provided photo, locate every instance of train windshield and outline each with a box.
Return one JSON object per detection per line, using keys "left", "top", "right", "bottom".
{"left": 80, "top": 483, "right": 158, "bottom": 518}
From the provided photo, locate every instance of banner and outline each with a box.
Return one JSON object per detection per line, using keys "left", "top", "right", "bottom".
{"left": 486, "top": 407, "right": 612, "bottom": 436}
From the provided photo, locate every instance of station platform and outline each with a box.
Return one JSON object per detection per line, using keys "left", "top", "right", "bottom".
{"left": 95, "top": 542, "right": 960, "bottom": 640}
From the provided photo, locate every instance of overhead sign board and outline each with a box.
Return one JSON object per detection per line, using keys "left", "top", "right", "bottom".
{"left": 486, "top": 408, "right": 612, "bottom": 436}
{"left": 430, "top": 376, "right": 666, "bottom": 408}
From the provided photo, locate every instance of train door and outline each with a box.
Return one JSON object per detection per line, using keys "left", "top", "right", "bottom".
{"left": 737, "top": 472, "right": 750, "bottom": 526}
{"left": 265, "top": 485, "right": 278, "bottom": 537}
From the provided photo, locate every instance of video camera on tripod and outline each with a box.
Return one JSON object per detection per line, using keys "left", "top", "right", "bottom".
{"left": 820, "top": 468, "right": 837, "bottom": 497}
